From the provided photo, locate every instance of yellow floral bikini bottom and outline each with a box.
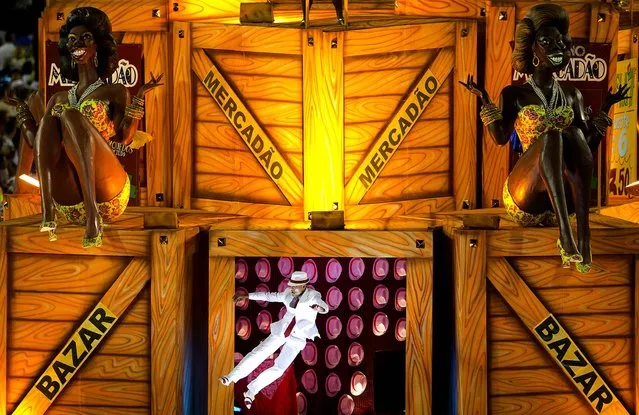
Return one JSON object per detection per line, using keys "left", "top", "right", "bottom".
{"left": 54, "top": 176, "right": 130, "bottom": 225}
{"left": 503, "top": 180, "right": 561, "bottom": 227}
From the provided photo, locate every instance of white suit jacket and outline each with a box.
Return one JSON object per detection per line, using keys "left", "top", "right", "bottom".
{"left": 249, "top": 288, "right": 328, "bottom": 340}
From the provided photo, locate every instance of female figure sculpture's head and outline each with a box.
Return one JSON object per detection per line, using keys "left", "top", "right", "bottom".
{"left": 512, "top": 4, "right": 572, "bottom": 75}
{"left": 58, "top": 7, "right": 118, "bottom": 81}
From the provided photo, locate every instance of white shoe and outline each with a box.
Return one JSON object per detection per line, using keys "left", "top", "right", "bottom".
{"left": 243, "top": 391, "right": 254, "bottom": 409}
{"left": 219, "top": 376, "right": 231, "bottom": 386}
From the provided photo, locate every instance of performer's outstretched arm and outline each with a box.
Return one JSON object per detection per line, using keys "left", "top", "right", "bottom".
{"left": 247, "top": 291, "right": 286, "bottom": 303}
{"left": 310, "top": 292, "right": 329, "bottom": 314}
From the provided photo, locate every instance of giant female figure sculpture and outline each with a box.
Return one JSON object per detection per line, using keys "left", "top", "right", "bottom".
{"left": 8, "top": 7, "right": 161, "bottom": 247}
{"left": 461, "top": 4, "right": 628, "bottom": 272}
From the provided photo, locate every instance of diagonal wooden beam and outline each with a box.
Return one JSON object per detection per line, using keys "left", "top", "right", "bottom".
{"left": 12, "top": 257, "right": 150, "bottom": 415}
{"left": 487, "top": 258, "right": 629, "bottom": 415}
{"left": 344, "top": 47, "right": 455, "bottom": 205}
{"left": 191, "top": 49, "right": 303, "bottom": 206}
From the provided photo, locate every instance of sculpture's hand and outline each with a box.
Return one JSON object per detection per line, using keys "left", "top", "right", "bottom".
{"left": 458, "top": 74, "right": 489, "bottom": 103}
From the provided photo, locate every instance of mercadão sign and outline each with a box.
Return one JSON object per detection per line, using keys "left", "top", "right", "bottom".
{"left": 200, "top": 62, "right": 303, "bottom": 205}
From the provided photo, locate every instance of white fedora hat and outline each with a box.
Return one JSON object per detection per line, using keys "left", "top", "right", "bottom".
{"left": 288, "top": 271, "right": 310, "bottom": 286}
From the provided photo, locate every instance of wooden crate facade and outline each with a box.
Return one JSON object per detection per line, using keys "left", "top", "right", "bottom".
{"left": 0, "top": 213, "right": 202, "bottom": 415}
{"left": 207, "top": 225, "right": 434, "bottom": 415}
{"left": 451, "top": 213, "right": 639, "bottom": 415}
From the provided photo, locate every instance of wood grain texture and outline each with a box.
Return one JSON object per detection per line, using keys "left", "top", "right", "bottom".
{"left": 508, "top": 256, "right": 632, "bottom": 288}
{"left": 487, "top": 228, "right": 639, "bottom": 257}
{"left": 344, "top": 68, "right": 434, "bottom": 98}
{"left": 406, "top": 258, "right": 432, "bottom": 415}
{"left": 192, "top": 24, "right": 302, "bottom": 54}
{"left": 454, "top": 230, "right": 487, "bottom": 415}
{"left": 196, "top": 74, "right": 302, "bottom": 103}
{"left": 343, "top": 23, "right": 455, "bottom": 57}
{"left": 490, "top": 338, "right": 631, "bottom": 369}
{"left": 9, "top": 351, "right": 149, "bottom": 381}
{"left": 344, "top": 49, "right": 436, "bottom": 73}
{"left": 10, "top": 292, "right": 148, "bottom": 324}
{"left": 171, "top": 22, "right": 193, "bottom": 209}
{"left": 208, "top": 257, "right": 234, "bottom": 415}
{"left": 360, "top": 172, "right": 450, "bottom": 204}
{"left": 7, "top": 226, "right": 150, "bottom": 256}
{"left": 191, "top": 198, "right": 303, "bottom": 220}
{"left": 397, "top": 0, "right": 481, "bottom": 17}
{"left": 46, "top": 0, "right": 166, "bottom": 33}
{"left": 516, "top": 3, "right": 590, "bottom": 39}
{"left": 45, "top": 406, "right": 149, "bottom": 415}
{"left": 491, "top": 391, "right": 634, "bottom": 415}
{"left": 195, "top": 122, "right": 303, "bottom": 154}
{"left": 345, "top": 119, "right": 449, "bottom": 154}
{"left": 195, "top": 95, "right": 302, "bottom": 126}
{"left": 209, "top": 230, "right": 433, "bottom": 258}
{"left": 0, "top": 227, "right": 6, "bottom": 414}
{"left": 488, "top": 314, "right": 632, "bottom": 341}
{"left": 9, "top": 321, "right": 149, "bottom": 355}
{"left": 599, "top": 201, "right": 639, "bottom": 224}
{"left": 10, "top": 254, "right": 132, "bottom": 293}
{"left": 344, "top": 93, "right": 449, "bottom": 123}
{"left": 151, "top": 230, "right": 187, "bottom": 415}
{"left": 303, "top": 30, "right": 344, "bottom": 216}
{"left": 4, "top": 194, "right": 41, "bottom": 221}
{"left": 100, "top": 257, "right": 150, "bottom": 316}
{"left": 454, "top": 21, "right": 478, "bottom": 210}
{"left": 482, "top": 3, "right": 514, "bottom": 208}
{"left": 346, "top": 196, "right": 454, "bottom": 219}
{"left": 194, "top": 174, "right": 289, "bottom": 205}
{"left": 489, "top": 365, "right": 631, "bottom": 395}
{"left": 618, "top": 28, "right": 631, "bottom": 55}
{"left": 212, "top": 51, "right": 302, "bottom": 76}
{"left": 8, "top": 378, "right": 149, "bottom": 407}
{"left": 144, "top": 32, "right": 171, "bottom": 207}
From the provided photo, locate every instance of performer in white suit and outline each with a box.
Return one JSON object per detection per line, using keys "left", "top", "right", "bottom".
{"left": 220, "top": 271, "right": 328, "bottom": 409}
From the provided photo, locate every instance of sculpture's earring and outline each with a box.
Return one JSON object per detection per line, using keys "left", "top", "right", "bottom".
{"left": 93, "top": 53, "right": 98, "bottom": 67}
{"left": 532, "top": 54, "right": 540, "bottom": 67}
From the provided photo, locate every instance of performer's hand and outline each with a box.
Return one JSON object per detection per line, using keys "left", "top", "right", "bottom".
{"left": 311, "top": 304, "right": 324, "bottom": 312}
{"left": 233, "top": 293, "right": 248, "bottom": 303}
{"left": 458, "top": 74, "right": 489, "bottom": 103}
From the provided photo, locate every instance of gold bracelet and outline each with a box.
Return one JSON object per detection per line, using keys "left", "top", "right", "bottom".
{"left": 16, "top": 104, "right": 35, "bottom": 128}
{"left": 480, "top": 103, "right": 502, "bottom": 125}
{"left": 132, "top": 96, "right": 145, "bottom": 107}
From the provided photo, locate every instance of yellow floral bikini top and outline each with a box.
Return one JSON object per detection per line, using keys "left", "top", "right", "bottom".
{"left": 52, "top": 99, "right": 116, "bottom": 141}
{"left": 513, "top": 105, "right": 574, "bottom": 152}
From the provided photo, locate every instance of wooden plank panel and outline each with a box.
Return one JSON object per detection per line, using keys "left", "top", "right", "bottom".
{"left": 208, "top": 257, "right": 234, "bottom": 415}
{"left": 344, "top": 23, "right": 455, "bottom": 57}
{"left": 172, "top": 22, "right": 193, "bottom": 209}
{"left": 454, "top": 21, "right": 478, "bottom": 210}
{"left": 636, "top": 256, "right": 639, "bottom": 410}
{"left": 618, "top": 29, "right": 631, "bottom": 56}
{"left": 151, "top": 230, "right": 186, "bottom": 415}
{"left": 406, "top": 258, "right": 432, "bottom": 415}
{"left": 487, "top": 228, "right": 639, "bottom": 256}
{"left": 490, "top": 338, "right": 632, "bottom": 369}
{"left": 345, "top": 68, "right": 428, "bottom": 98}
{"left": 46, "top": 0, "right": 166, "bottom": 33}
{"left": 195, "top": 147, "right": 302, "bottom": 182}
{"left": 344, "top": 49, "right": 436, "bottom": 73}
{"left": 196, "top": 74, "right": 302, "bottom": 102}
{"left": 346, "top": 196, "right": 454, "bottom": 218}
{"left": 191, "top": 198, "right": 302, "bottom": 220}
{"left": 0, "top": 227, "right": 6, "bottom": 414}
{"left": 509, "top": 256, "right": 632, "bottom": 288}
{"left": 455, "top": 231, "right": 487, "bottom": 415}
{"left": 398, "top": 0, "right": 481, "bottom": 18}
{"left": 482, "top": 4, "right": 514, "bottom": 208}
{"left": 361, "top": 172, "right": 449, "bottom": 204}
{"left": 209, "top": 230, "right": 432, "bottom": 258}
{"left": 144, "top": 32, "right": 171, "bottom": 207}
{"left": 490, "top": 365, "right": 631, "bottom": 396}
{"left": 490, "top": 391, "right": 635, "bottom": 415}
{"left": 9, "top": 322, "right": 149, "bottom": 356}
{"left": 195, "top": 96, "right": 302, "bottom": 127}
{"left": 46, "top": 406, "right": 149, "bottom": 415}
{"left": 378, "top": 147, "right": 449, "bottom": 177}
{"left": 344, "top": 93, "right": 449, "bottom": 123}
{"left": 194, "top": 174, "right": 288, "bottom": 205}
{"left": 9, "top": 351, "right": 149, "bottom": 381}
{"left": 345, "top": 119, "right": 450, "bottom": 154}
{"left": 195, "top": 122, "right": 303, "bottom": 153}
{"left": 10, "top": 292, "right": 148, "bottom": 324}
{"left": 8, "top": 378, "right": 148, "bottom": 407}
{"left": 491, "top": 286, "right": 631, "bottom": 315}
{"left": 488, "top": 314, "right": 632, "bottom": 341}
{"left": 212, "top": 51, "right": 302, "bottom": 76}
{"left": 192, "top": 24, "right": 302, "bottom": 54}
{"left": 10, "top": 255, "right": 132, "bottom": 293}
{"left": 8, "top": 227, "right": 150, "bottom": 256}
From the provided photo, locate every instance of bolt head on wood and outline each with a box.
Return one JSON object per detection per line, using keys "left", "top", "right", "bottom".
{"left": 152, "top": 9, "right": 161, "bottom": 17}
{"left": 461, "top": 28, "right": 469, "bottom": 37}
{"left": 217, "top": 238, "right": 226, "bottom": 247}
{"left": 597, "top": 13, "right": 606, "bottom": 23}
{"left": 416, "top": 239, "right": 425, "bottom": 249}
{"left": 159, "top": 235, "right": 169, "bottom": 245}
{"left": 56, "top": 12, "right": 64, "bottom": 20}
{"left": 462, "top": 200, "right": 471, "bottom": 209}
{"left": 331, "top": 38, "right": 338, "bottom": 48}
{"left": 634, "top": 34, "right": 638, "bottom": 43}
{"left": 498, "top": 11, "right": 507, "bottom": 21}
{"left": 308, "top": 36, "right": 314, "bottom": 46}
{"left": 156, "top": 193, "right": 164, "bottom": 202}
{"left": 469, "top": 239, "right": 478, "bottom": 248}
{"left": 178, "top": 30, "right": 185, "bottom": 38}
{"left": 480, "top": 8, "right": 486, "bottom": 16}
{"left": 491, "top": 199, "right": 500, "bottom": 208}
{"left": 332, "top": 202, "right": 339, "bottom": 210}
{"left": 173, "top": 2, "right": 179, "bottom": 12}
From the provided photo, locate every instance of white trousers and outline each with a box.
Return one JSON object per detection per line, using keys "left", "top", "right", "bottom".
{"left": 227, "top": 334, "right": 307, "bottom": 398}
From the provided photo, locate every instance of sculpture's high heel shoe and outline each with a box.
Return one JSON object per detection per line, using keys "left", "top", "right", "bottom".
{"left": 82, "top": 218, "right": 103, "bottom": 249}
{"left": 557, "top": 239, "right": 582, "bottom": 268}
{"left": 575, "top": 243, "right": 592, "bottom": 273}
{"left": 40, "top": 219, "right": 57, "bottom": 242}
